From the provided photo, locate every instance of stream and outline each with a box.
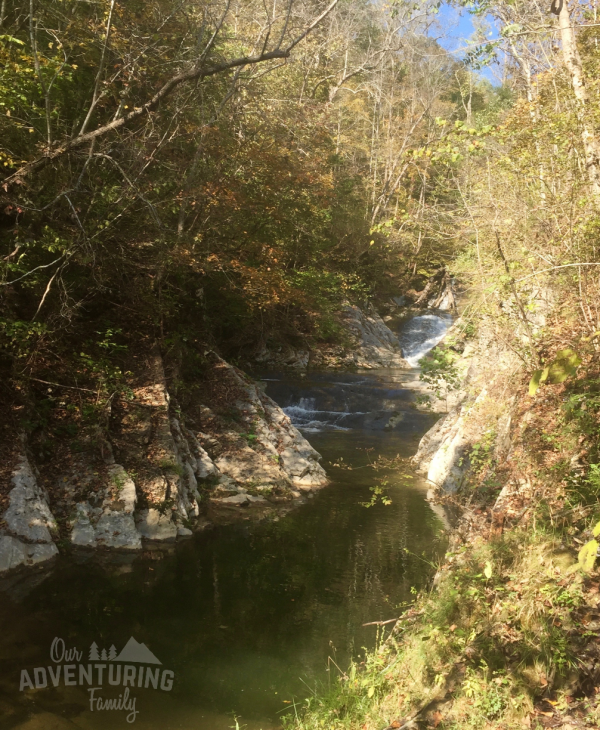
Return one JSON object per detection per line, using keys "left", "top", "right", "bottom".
{"left": 0, "top": 312, "right": 451, "bottom": 730}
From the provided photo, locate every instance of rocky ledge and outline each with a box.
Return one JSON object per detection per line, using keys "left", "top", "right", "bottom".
{"left": 0, "top": 353, "right": 328, "bottom": 575}
{"left": 255, "top": 303, "right": 410, "bottom": 370}
{"left": 411, "top": 323, "right": 520, "bottom": 497}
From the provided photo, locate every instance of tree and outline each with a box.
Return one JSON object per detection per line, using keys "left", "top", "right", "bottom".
{"left": 555, "top": 0, "right": 600, "bottom": 195}
{"left": 89, "top": 643, "right": 99, "bottom": 661}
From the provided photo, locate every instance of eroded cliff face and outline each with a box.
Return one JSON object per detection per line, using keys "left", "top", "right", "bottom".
{"left": 0, "top": 353, "right": 328, "bottom": 574}
{"left": 411, "top": 325, "right": 521, "bottom": 497}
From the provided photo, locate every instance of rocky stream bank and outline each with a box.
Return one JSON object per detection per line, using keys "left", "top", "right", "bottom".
{"left": 0, "top": 299, "right": 423, "bottom": 577}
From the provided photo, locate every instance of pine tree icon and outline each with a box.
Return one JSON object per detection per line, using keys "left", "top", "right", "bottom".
{"left": 89, "top": 642, "right": 100, "bottom": 661}
{"left": 109, "top": 645, "right": 117, "bottom": 661}
{"left": 101, "top": 648, "right": 108, "bottom": 660}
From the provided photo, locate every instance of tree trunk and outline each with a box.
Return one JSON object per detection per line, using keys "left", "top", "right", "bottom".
{"left": 558, "top": 0, "right": 600, "bottom": 195}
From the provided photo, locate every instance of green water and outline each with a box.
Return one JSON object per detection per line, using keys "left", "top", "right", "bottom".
{"left": 0, "top": 375, "right": 447, "bottom": 730}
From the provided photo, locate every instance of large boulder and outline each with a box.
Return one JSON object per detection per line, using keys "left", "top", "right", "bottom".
{"left": 0, "top": 454, "right": 58, "bottom": 573}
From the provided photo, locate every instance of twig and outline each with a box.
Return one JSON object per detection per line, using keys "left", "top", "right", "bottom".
{"left": 26, "top": 378, "right": 97, "bottom": 393}
{"left": 515, "top": 262, "right": 600, "bottom": 283}
{"left": 495, "top": 231, "right": 540, "bottom": 366}
{"left": 31, "top": 265, "right": 61, "bottom": 320}
{"left": 363, "top": 618, "right": 398, "bottom": 627}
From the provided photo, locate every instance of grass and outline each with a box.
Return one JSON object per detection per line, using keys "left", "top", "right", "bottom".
{"left": 285, "top": 344, "right": 600, "bottom": 730}
{"left": 285, "top": 527, "right": 591, "bottom": 730}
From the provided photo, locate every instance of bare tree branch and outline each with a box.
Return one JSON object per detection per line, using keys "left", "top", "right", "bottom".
{"left": 3, "top": 0, "right": 340, "bottom": 187}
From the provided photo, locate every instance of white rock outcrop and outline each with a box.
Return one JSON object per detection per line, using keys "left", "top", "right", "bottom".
{"left": 253, "top": 304, "right": 409, "bottom": 370}
{"left": 203, "top": 358, "right": 328, "bottom": 504}
{"left": 1, "top": 352, "right": 329, "bottom": 573}
{"left": 0, "top": 454, "right": 58, "bottom": 572}
{"left": 412, "top": 390, "right": 487, "bottom": 493}
{"left": 332, "top": 305, "right": 409, "bottom": 369}
{"left": 70, "top": 465, "right": 141, "bottom": 550}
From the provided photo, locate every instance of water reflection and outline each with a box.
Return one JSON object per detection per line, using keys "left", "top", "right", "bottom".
{"left": 0, "top": 372, "right": 446, "bottom": 730}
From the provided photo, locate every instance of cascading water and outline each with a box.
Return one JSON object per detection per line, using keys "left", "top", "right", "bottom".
{"left": 283, "top": 396, "right": 358, "bottom": 432}
{"left": 398, "top": 311, "right": 453, "bottom": 367}
{"left": 274, "top": 311, "right": 453, "bottom": 433}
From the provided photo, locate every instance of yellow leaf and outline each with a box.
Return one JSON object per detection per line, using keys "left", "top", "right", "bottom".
{"left": 367, "top": 686, "right": 375, "bottom": 698}
{"left": 529, "top": 369, "right": 543, "bottom": 396}
{"left": 484, "top": 561, "right": 493, "bottom": 579}
{"left": 582, "top": 331, "right": 600, "bottom": 342}
{"left": 578, "top": 539, "right": 598, "bottom": 572}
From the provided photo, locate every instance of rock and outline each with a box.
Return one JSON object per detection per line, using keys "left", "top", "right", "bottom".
{"left": 188, "top": 435, "right": 220, "bottom": 479}
{"left": 0, "top": 536, "right": 58, "bottom": 572}
{"left": 8, "top": 350, "right": 330, "bottom": 562}
{"left": 210, "top": 493, "right": 249, "bottom": 505}
{"left": 412, "top": 326, "right": 522, "bottom": 494}
{"left": 201, "top": 357, "right": 328, "bottom": 495}
{"left": 135, "top": 509, "right": 178, "bottom": 541}
{"left": 255, "top": 346, "right": 309, "bottom": 369}
{"left": 413, "top": 390, "right": 488, "bottom": 492}
{"left": 253, "top": 304, "right": 408, "bottom": 370}
{"left": 4, "top": 456, "right": 57, "bottom": 543}
{"left": 70, "top": 504, "right": 99, "bottom": 547}
{"left": 94, "top": 510, "right": 141, "bottom": 550}
{"left": 334, "top": 305, "right": 410, "bottom": 369}
{"left": 70, "top": 465, "right": 141, "bottom": 550}
{"left": 0, "top": 454, "right": 59, "bottom": 574}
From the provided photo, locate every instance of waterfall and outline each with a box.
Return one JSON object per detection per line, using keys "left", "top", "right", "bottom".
{"left": 398, "top": 312, "right": 453, "bottom": 367}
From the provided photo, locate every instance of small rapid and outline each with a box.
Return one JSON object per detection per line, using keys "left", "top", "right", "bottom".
{"left": 278, "top": 310, "right": 453, "bottom": 434}
{"left": 283, "top": 397, "right": 358, "bottom": 432}
{"left": 398, "top": 311, "right": 453, "bottom": 367}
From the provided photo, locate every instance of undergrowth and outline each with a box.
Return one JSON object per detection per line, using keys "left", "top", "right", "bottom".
{"left": 285, "top": 337, "right": 600, "bottom": 730}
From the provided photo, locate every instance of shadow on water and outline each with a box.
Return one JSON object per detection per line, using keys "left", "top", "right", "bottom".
{"left": 0, "top": 319, "right": 452, "bottom": 729}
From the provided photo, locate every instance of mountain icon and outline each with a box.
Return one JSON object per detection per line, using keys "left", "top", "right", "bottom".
{"left": 114, "top": 637, "right": 161, "bottom": 664}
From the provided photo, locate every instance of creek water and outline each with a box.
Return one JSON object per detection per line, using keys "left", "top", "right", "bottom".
{"left": 0, "top": 312, "right": 451, "bottom": 730}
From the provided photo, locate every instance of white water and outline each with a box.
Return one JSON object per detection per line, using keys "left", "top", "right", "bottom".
{"left": 276, "top": 311, "right": 453, "bottom": 432}
{"left": 399, "top": 312, "right": 453, "bottom": 367}
{"left": 283, "top": 397, "right": 360, "bottom": 432}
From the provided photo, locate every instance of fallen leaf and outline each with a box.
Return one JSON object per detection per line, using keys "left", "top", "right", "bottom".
{"left": 432, "top": 710, "right": 443, "bottom": 727}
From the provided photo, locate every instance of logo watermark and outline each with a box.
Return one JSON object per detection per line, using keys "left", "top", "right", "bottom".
{"left": 19, "top": 637, "right": 174, "bottom": 723}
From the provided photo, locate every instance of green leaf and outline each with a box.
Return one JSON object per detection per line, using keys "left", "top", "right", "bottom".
{"left": 546, "top": 349, "right": 581, "bottom": 384}
{"left": 367, "top": 686, "right": 375, "bottom": 698}
{"left": 578, "top": 539, "right": 598, "bottom": 572}
{"left": 529, "top": 369, "right": 543, "bottom": 396}
{"left": 0, "top": 34, "right": 25, "bottom": 45}
{"left": 592, "top": 520, "right": 600, "bottom": 538}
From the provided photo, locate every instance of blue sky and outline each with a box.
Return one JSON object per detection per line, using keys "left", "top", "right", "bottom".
{"left": 430, "top": 3, "right": 502, "bottom": 85}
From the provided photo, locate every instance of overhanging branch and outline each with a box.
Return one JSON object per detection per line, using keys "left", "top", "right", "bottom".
{"left": 3, "top": 0, "right": 340, "bottom": 186}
